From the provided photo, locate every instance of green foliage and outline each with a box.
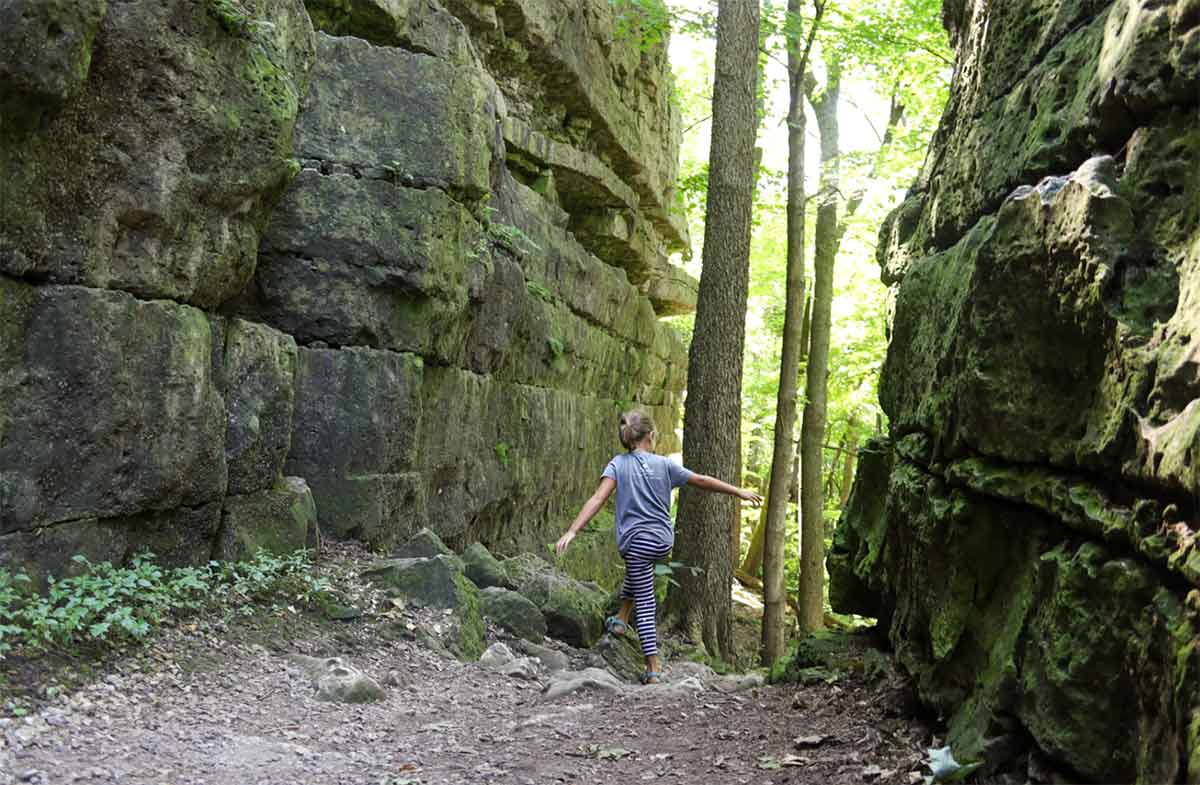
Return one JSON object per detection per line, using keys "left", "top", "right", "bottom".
{"left": 610, "top": 0, "right": 716, "bottom": 51}
{"left": 654, "top": 560, "right": 702, "bottom": 604}
{"left": 610, "top": 0, "right": 672, "bottom": 50}
{"left": 0, "top": 551, "right": 330, "bottom": 657}
{"left": 547, "top": 337, "right": 565, "bottom": 360}
{"left": 208, "top": 0, "right": 251, "bottom": 35}
{"left": 525, "top": 279, "right": 554, "bottom": 303}
{"left": 494, "top": 441, "right": 512, "bottom": 469}
{"left": 490, "top": 221, "right": 540, "bottom": 255}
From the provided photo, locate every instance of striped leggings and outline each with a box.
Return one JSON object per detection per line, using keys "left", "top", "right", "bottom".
{"left": 619, "top": 535, "right": 672, "bottom": 657}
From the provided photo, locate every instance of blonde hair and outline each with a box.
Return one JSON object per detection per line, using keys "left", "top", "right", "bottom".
{"left": 618, "top": 410, "right": 655, "bottom": 451}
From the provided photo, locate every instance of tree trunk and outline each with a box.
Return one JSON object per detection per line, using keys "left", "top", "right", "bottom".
{"left": 761, "top": 0, "right": 822, "bottom": 666}
{"left": 839, "top": 423, "right": 859, "bottom": 507}
{"left": 739, "top": 482, "right": 769, "bottom": 577}
{"left": 790, "top": 292, "right": 810, "bottom": 506}
{"left": 667, "top": 0, "right": 760, "bottom": 659}
{"left": 730, "top": 448, "right": 742, "bottom": 564}
{"left": 797, "top": 59, "right": 841, "bottom": 634}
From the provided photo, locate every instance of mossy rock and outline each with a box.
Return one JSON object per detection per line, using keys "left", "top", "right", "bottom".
{"left": 503, "top": 552, "right": 553, "bottom": 589}
{"left": 394, "top": 527, "right": 453, "bottom": 560}
{"left": 218, "top": 477, "right": 319, "bottom": 562}
{"left": 768, "top": 631, "right": 860, "bottom": 685}
{"left": 362, "top": 556, "right": 482, "bottom": 661}
{"left": 447, "top": 573, "right": 485, "bottom": 661}
{"left": 464, "top": 542, "right": 512, "bottom": 590}
{"left": 556, "top": 509, "right": 624, "bottom": 593}
{"left": 361, "top": 555, "right": 466, "bottom": 609}
{"left": 480, "top": 586, "right": 545, "bottom": 643}
{"left": 518, "top": 571, "right": 606, "bottom": 648}
{"left": 595, "top": 630, "right": 644, "bottom": 682}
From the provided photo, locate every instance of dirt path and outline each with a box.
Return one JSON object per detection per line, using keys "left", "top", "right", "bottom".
{"left": 1, "top": 550, "right": 933, "bottom": 785}
{"left": 2, "top": 637, "right": 932, "bottom": 784}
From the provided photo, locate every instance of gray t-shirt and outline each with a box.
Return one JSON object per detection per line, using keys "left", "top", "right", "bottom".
{"left": 602, "top": 452, "right": 694, "bottom": 555}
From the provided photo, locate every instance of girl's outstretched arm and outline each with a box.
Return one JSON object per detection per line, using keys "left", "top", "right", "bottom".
{"left": 687, "top": 473, "right": 764, "bottom": 506}
{"left": 556, "top": 477, "right": 617, "bottom": 555}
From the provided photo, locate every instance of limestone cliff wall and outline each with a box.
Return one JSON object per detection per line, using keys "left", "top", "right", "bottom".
{"left": 0, "top": 0, "right": 692, "bottom": 575}
{"left": 831, "top": 1, "right": 1199, "bottom": 781}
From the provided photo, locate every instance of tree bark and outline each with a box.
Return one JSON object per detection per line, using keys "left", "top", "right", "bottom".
{"left": 761, "top": 0, "right": 822, "bottom": 666}
{"left": 739, "top": 482, "right": 768, "bottom": 577}
{"left": 667, "top": 0, "right": 760, "bottom": 659}
{"left": 839, "top": 420, "right": 859, "bottom": 507}
{"left": 797, "top": 58, "right": 841, "bottom": 634}
{"left": 790, "top": 292, "right": 810, "bottom": 506}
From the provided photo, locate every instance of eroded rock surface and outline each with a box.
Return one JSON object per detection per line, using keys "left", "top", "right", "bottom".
{"left": 832, "top": 1, "right": 1200, "bottom": 782}
{"left": 0, "top": 0, "right": 690, "bottom": 578}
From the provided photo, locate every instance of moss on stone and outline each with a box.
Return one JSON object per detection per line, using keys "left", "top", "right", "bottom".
{"left": 450, "top": 572, "right": 485, "bottom": 660}
{"left": 557, "top": 509, "right": 624, "bottom": 593}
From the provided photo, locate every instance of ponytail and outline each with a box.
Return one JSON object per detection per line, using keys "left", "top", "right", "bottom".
{"left": 618, "top": 410, "right": 655, "bottom": 451}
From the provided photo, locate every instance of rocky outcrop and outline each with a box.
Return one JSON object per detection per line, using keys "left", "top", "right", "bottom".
{"left": 831, "top": 1, "right": 1200, "bottom": 782}
{"left": 0, "top": 0, "right": 689, "bottom": 576}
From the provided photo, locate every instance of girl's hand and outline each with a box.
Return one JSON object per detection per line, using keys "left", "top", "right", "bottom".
{"left": 555, "top": 531, "right": 576, "bottom": 555}
{"left": 737, "top": 488, "right": 764, "bottom": 507}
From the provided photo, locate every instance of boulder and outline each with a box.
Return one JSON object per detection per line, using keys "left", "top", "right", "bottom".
{"left": 593, "top": 632, "right": 644, "bottom": 683}
{"left": 218, "top": 478, "right": 320, "bottom": 561}
{"left": 363, "top": 555, "right": 467, "bottom": 609}
{"left": 395, "top": 528, "right": 454, "bottom": 560}
{"left": 463, "top": 542, "right": 511, "bottom": 589}
{"left": 502, "top": 553, "right": 553, "bottom": 589}
{"left": 363, "top": 555, "right": 483, "bottom": 660}
{"left": 480, "top": 586, "right": 546, "bottom": 643}
{"left": 513, "top": 640, "right": 570, "bottom": 674}
{"left": 636, "top": 676, "right": 705, "bottom": 701}
{"left": 542, "top": 667, "right": 622, "bottom": 700}
{"left": 518, "top": 571, "right": 607, "bottom": 648}
{"left": 709, "top": 674, "right": 764, "bottom": 694}
{"left": 305, "top": 474, "right": 425, "bottom": 551}
{"left": 478, "top": 642, "right": 538, "bottom": 680}
{"left": 288, "top": 655, "right": 385, "bottom": 704}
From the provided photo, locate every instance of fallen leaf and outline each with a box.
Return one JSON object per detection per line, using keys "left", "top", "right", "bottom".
{"left": 794, "top": 734, "right": 829, "bottom": 748}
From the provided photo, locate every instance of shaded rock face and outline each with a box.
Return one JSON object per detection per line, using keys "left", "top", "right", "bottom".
{"left": 0, "top": 1, "right": 689, "bottom": 575}
{"left": 832, "top": 1, "right": 1200, "bottom": 782}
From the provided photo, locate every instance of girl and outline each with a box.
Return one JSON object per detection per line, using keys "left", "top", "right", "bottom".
{"left": 555, "top": 410, "right": 762, "bottom": 684}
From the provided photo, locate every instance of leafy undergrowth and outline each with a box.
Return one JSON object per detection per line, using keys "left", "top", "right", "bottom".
{"left": 0, "top": 545, "right": 393, "bottom": 716}
{"left": 0, "top": 550, "right": 335, "bottom": 657}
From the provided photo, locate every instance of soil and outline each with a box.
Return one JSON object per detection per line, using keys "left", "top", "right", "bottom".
{"left": 1, "top": 545, "right": 936, "bottom": 785}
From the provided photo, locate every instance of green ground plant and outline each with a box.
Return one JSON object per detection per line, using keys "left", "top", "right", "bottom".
{"left": 0, "top": 551, "right": 330, "bottom": 658}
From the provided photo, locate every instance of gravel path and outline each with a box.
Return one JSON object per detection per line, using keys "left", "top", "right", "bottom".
{"left": 1, "top": 547, "right": 933, "bottom": 785}
{"left": 2, "top": 630, "right": 931, "bottom": 785}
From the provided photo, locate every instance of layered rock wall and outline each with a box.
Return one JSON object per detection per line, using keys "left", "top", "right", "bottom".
{"left": 831, "top": 0, "right": 1199, "bottom": 781}
{"left": 0, "top": 0, "right": 691, "bottom": 575}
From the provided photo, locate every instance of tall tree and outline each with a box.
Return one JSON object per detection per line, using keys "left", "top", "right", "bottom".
{"left": 797, "top": 57, "right": 841, "bottom": 633}
{"left": 669, "top": 0, "right": 761, "bottom": 659}
{"left": 761, "top": 0, "right": 824, "bottom": 665}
